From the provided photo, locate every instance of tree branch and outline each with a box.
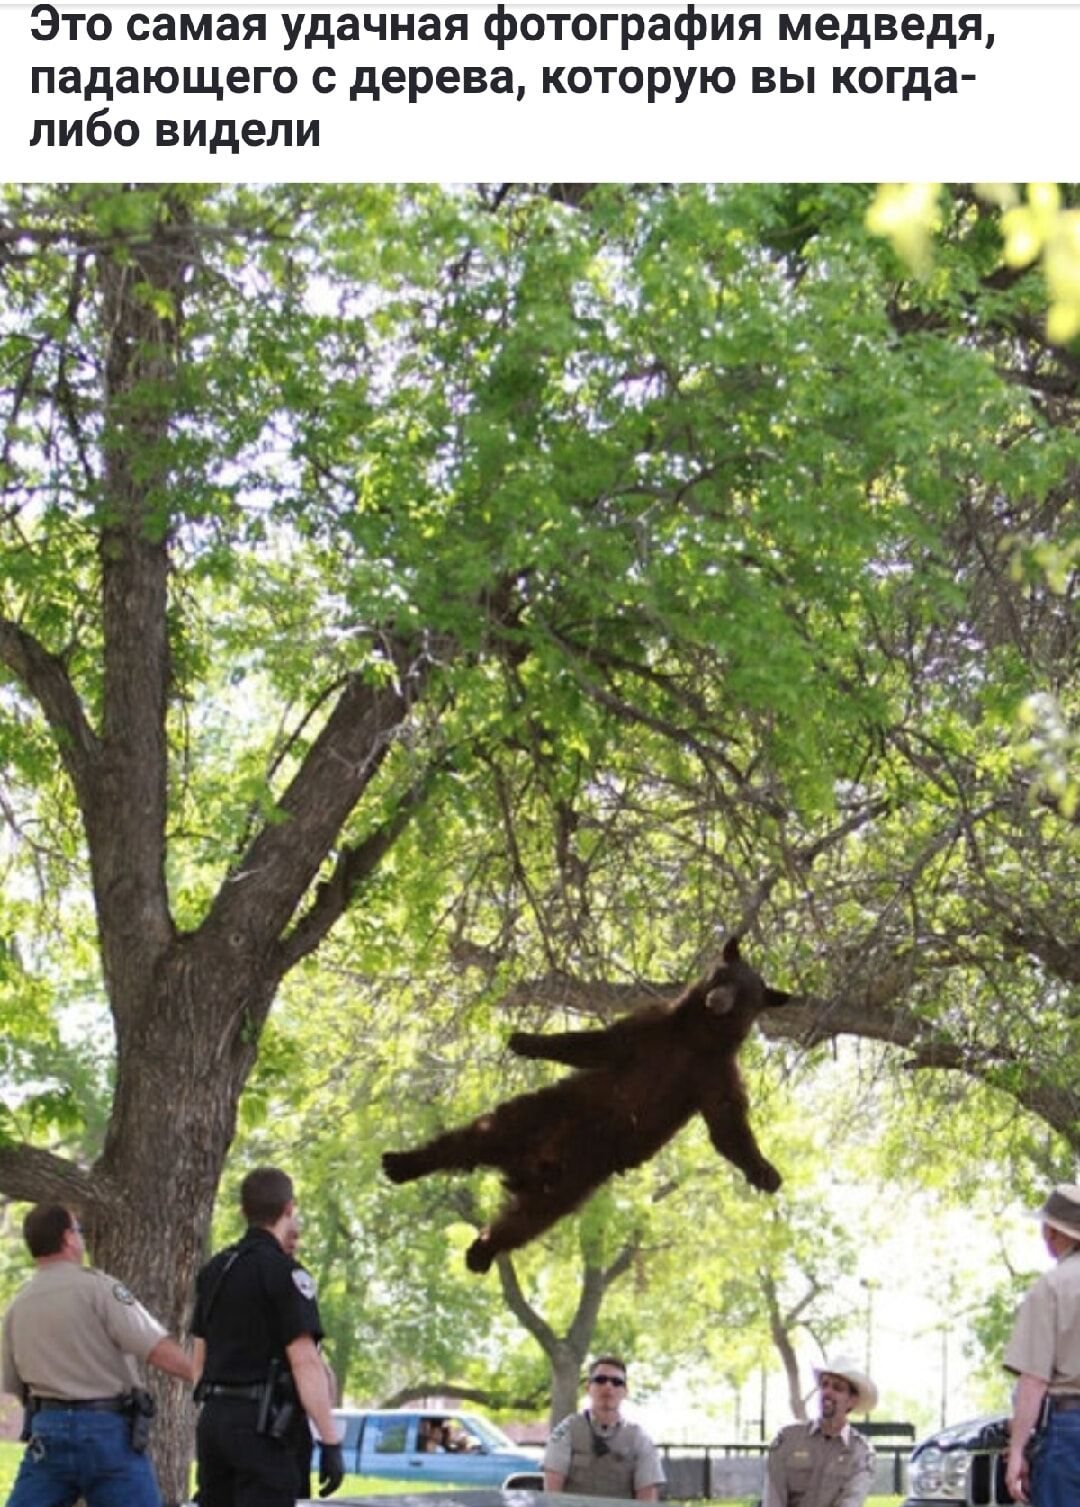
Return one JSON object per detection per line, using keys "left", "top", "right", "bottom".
{"left": 379, "top": 1381, "right": 547, "bottom": 1411}
{"left": 276, "top": 765, "right": 441, "bottom": 972}
{"left": 0, "top": 619, "right": 101, "bottom": 803}
{"left": 0, "top": 1141, "right": 96, "bottom": 1208}
{"left": 204, "top": 667, "right": 413, "bottom": 955}
{"left": 495, "top": 1253, "right": 561, "bottom": 1355}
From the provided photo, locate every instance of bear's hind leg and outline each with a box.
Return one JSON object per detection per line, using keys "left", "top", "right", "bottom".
{"left": 383, "top": 1114, "right": 505, "bottom": 1185}
{"left": 465, "top": 1179, "right": 594, "bottom": 1273}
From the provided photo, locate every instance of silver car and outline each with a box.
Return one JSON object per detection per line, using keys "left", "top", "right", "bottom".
{"left": 903, "top": 1414, "right": 1011, "bottom": 1507}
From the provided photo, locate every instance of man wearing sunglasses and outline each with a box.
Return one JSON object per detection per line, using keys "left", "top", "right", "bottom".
{"left": 543, "top": 1356, "right": 664, "bottom": 1500}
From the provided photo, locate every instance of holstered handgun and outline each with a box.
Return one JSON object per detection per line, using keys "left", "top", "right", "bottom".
{"left": 126, "top": 1387, "right": 156, "bottom": 1453}
{"left": 255, "top": 1358, "right": 297, "bottom": 1440}
{"left": 19, "top": 1390, "right": 38, "bottom": 1443}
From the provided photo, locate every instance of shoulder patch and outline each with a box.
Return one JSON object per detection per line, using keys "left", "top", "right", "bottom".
{"left": 292, "top": 1268, "right": 317, "bottom": 1300}
{"left": 112, "top": 1282, "right": 136, "bottom": 1305}
{"left": 549, "top": 1416, "right": 575, "bottom": 1441}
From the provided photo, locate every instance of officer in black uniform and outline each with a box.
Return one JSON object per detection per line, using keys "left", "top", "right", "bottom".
{"left": 192, "top": 1167, "right": 344, "bottom": 1507}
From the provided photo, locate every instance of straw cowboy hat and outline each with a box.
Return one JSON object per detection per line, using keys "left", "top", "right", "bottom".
{"left": 1032, "top": 1184, "right": 1080, "bottom": 1242}
{"left": 812, "top": 1354, "right": 879, "bottom": 1413}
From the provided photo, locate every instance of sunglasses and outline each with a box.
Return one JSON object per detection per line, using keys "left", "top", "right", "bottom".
{"left": 590, "top": 1375, "right": 626, "bottom": 1388}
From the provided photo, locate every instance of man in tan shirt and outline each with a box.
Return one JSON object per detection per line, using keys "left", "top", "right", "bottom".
{"left": 761, "top": 1354, "right": 877, "bottom": 1507}
{"left": 1004, "top": 1184, "right": 1080, "bottom": 1505}
{"left": 1, "top": 1202, "right": 193, "bottom": 1507}
{"left": 542, "top": 1355, "right": 665, "bottom": 1500}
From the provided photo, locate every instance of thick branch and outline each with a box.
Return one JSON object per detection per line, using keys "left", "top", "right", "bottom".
{"left": 0, "top": 620, "right": 102, "bottom": 801}
{"left": 762, "top": 996, "right": 1080, "bottom": 1147}
{"left": 0, "top": 1142, "right": 96, "bottom": 1208}
{"left": 276, "top": 765, "right": 440, "bottom": 972}
{"left": 761, "top": 1271, "right": 812, "bottom": 1421}
{"left": 380, "top": 1381, "right": 546, "bottom": 1411}
{"left": 205, "top": 667, "right": 413, "bottom": 960}
{"left": 500, "top": 974, "right": 677, "bottom": 1018}
{"left": 495, "top": 1253, "right": 560, "bottom": 1354}
{"left": 565, "top": 1263, "right": 616, "bottom": 1360}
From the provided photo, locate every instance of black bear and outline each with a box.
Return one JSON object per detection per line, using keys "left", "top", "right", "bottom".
{"left": 382, "top": 937, "right": 791, "bottom": 1273}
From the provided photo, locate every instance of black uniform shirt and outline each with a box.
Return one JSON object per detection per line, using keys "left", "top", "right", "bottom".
{"left": 192, "top": 1227, "right": 323, "bottom": 1385}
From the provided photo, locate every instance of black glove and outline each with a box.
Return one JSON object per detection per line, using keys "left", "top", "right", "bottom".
{"left": 318, "top": 1440, "right": 345, "bottom": 1499}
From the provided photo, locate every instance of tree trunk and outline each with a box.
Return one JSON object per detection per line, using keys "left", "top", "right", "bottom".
{"left": 761, "top": 1273, "right": 809, "bottom": 1422}
{"left": 1, "top": 930, "right": 273, "bottom": 1501}
{"left": 495, "top": 1246, "right": 637, "bottom": 1429}
{"left": 88, "top": 937, "right": 270, "bottom": 1500}
{"left": 549, "top": 1344, "right": 586, "bottom": 1429}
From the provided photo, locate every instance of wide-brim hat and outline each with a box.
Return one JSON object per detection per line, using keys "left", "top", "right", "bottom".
{"left": 813, "top": 1354, "right": 878, "bottom": 1413}
{"left": 1032, "top": 1184, "right": 1080, "bottom": 1242}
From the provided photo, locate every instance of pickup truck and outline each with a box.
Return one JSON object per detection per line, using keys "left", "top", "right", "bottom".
{"left": 332, "top": 1408, "right": 541, "bottom": 1487}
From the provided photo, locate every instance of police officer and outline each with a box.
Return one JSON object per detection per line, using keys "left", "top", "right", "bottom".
{"left": 543, "top": 1355, "right": 665, "bottom": 1500}
{"left": 1004, "top": 1184, "right": 1080, "bottom": 1506}
{"left": 762, "top": 1355, "right": 877, "bottom": 1507}
{"left": 281, "top": 1218, "right": 338, "bottom": 1501}
{"left": 0, "top": 1202, "right": 195, "bottom": 1507}
{"left": 192, "top": 1167, "right": 344, "bottom": 1506}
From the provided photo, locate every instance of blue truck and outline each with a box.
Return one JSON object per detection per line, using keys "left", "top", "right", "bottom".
{"left": 332, "top": 1408, "right": 541, "bottom": 1487}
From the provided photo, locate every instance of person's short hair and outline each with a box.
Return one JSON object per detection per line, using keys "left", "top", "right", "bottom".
{"left": 240, "top": 1167, "right": 294, "bottom": 1226}
{"left": 23, "top": 1204, "right": 76, "bottom": 1258}
{"left": 588, "top": 1355, "right": 628, "bottom": 1381}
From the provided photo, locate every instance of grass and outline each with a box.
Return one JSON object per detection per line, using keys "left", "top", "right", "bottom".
{"left": 0, "top": 1440, "right": 383, "bottom": 1498}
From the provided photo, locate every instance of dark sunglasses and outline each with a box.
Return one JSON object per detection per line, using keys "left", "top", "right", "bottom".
{"left": 590, "top": 1374, "right": 626, "bottom": 1387}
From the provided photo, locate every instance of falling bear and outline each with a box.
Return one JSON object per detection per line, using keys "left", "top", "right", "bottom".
{"left": 382, "top": 937, "right": 792, "bottom": 1273}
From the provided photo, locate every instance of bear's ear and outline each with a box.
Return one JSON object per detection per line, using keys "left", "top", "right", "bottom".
{"left": 705, "top": 982, "right": 737, "bottom": 1015}
{"left": 763, "top": 987, "right": 792, "bottom": 1009}
{"left": 722, "top": 936, "right": 742, "bottom": 964}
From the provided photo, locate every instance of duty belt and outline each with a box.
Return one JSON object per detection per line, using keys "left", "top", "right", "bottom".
{"left": 199, "top": 1382, "right": 266, "bottom": 1401}
{"left": 35, "top": 1397, "right": 128, "bottom": 1413}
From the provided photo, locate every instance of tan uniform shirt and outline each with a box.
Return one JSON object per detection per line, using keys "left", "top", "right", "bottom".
{"left": 1004, "top": 1248, "right": 1080, "bottom": 1393}
{"left": 1, "top": 1262, "right": 166, "bottom": 1400}
{"left": 544, "top": 1412, "right": 666, "bottom": 1497}
{"left": 761, "top": 1420, "right": 876, "bottom": 1507}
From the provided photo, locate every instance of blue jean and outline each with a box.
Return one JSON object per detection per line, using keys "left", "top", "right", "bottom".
{"left": 1032, "top": 1409, "right": 1080, "bottom": 1507}
{"left": 6, "top": 1408, "right": 162, "bottom": 1507}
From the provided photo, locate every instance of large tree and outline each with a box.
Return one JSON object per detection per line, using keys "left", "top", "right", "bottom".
{"left": 0, "top": 182, "right": 1076, "bottom": 1496}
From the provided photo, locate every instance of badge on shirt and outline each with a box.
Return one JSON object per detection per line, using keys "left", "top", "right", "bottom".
{"left": 292, "top": 1269, "right": 317, "bottom": 1300}
{"left": 112, "top": 1283, "right": 136, "bottom": 1305}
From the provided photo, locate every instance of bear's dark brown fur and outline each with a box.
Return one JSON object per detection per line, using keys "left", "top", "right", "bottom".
{"left": 382, "top": 938, "right": 791, "bottom": 1273}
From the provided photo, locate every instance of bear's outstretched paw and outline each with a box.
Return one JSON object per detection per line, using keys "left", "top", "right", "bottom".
{"left": 382, "top": 1150, "right": 421, "bottom": 1185}
{"left": 749, "top": 1162, "right": 782, "bottom": 1194}
{"left": 465, "top": 1236, "right": 495, "bottom": 1274}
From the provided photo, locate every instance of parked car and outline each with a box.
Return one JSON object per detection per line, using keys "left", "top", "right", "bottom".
{"left": 903, "top": 1413, "right": 1011, "bottom": 1507}
{"left": 332, "top": 1407, "right": 542, "bottom": 1486}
